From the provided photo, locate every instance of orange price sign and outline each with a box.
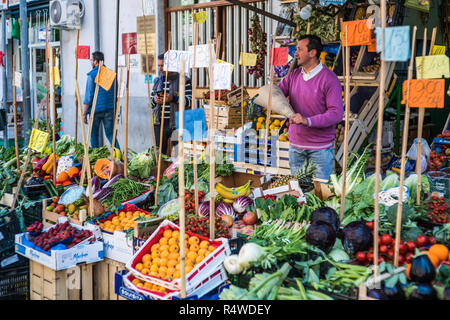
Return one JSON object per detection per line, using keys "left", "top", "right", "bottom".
{"left": 95, "top": 66, "right": 117, "bottom": 91}
{"left": 342, "top": 19, "right": 372, "bottom": 47}
{"left": 401, "top": 79, "right": 445, "bottom": 109}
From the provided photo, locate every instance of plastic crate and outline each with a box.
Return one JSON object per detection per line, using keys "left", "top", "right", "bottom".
{"left": 22, "top": 199, "right": 46, "bottom": 227}
{"left": 0, "top": 263, "right": 29, "bottom": 300}
{"left": 23, "top": 184, "right": 49, "bottom": 201}
{"left": 0, "top": 209, "right": 21, "bottom": 254}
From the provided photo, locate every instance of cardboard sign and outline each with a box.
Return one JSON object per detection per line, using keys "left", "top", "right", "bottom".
{"left": 14, "top": 71, "right": 21, "bottom": 88}
{"left": 368, "top": 36, "right": 377, "bottom": 53}
{"left": 28, "top": 129, "right": 49, "bottom": 153}
{"left": 415, "top": 55, "right": 450, "bottom": 79}
{"left": 193, "top": 11, "right": 207, "bottom": 23}
{"left": 188, "top": 44, "right": 215, "bottom": 68}
{"left": 122, "top": 33, "right": 138, "bottom": 55}
{"left": 213, "top": 62, "right": 232, "bottom": 90}
{"left": 77, "top": 45, "right": 90, "bottom": 60}
{"left": 401, "top": 79, "right": 445, "bottom": 109}
{"left": 164, "top": 50, "right": 191, "bottom": 74}
{"left": 141, "top": 54, "right": 156, "bottom": 74}
{"left": 95, "top": 66, "right": 117, "bottom": 91}
{"left": 376, "top": 26, "right": 410, "bottom": 62}
{"left": 269, "top": 47, "right": 289, "bottom": 66}
{"left": 342, "top": 19, "right": 372, "bottom": 47}
{"left": 217, "top": 59, "right": 234, "bottom": 73}
{"left": 239, "top": 52, "right": 257, "bottom": 66}
{"left": 51, "top": 66, "right": 61, "bottom": 86}
{"left": 431, "top": 45, "right": 446, "bottom": 55}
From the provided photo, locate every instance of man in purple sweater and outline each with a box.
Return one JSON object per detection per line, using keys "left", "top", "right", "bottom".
{"left": 278, "top": 35, "right": 343, "bottom": 180}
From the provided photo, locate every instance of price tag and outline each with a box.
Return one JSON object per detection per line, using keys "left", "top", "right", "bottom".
{"left": 217, "top": 59, "right": 234, "bottom": 73}
{"left": 14, "top": 71, "right": 21, "bottom": 88}
{"left": 28, "top": 129, "right": 49, "bottom": 153}
{"left": 415, "top": 55, "right": 450, "bottom": 79}
{"left": 431, "top": 45, "right": 446, "bottom": 55}
{"left": 239, "top": 52, "right": 257, "bottom": 66}
{"left": 164, "top": 50, "right": 191, "bottom": 73}
{"left": 77, "top": 45, "right": 90, "bottom": 60}
{"left": 342, "top": 19, "right": 372, "bottom": 47}
{"left": 95, "top": 66, "right": 117, "bottom": 91}
{"left": 188, "top": 44, "right": 215, "bottom": 69}
{"left": 213, "top": 62, "right": 232, "bottom": 90}
{"left": 376, "top": 26, "right": 410, "bottom": 62}
{"left": 401, "top": 79, "right": 445, "bottom": 109}
{"left": 269, "top": 47, "right": 289, "bottom": 66}
{"left": 122, "top": 33, "right": 138, "bottom": 55}
{"left": 193, "top": 11, "right": 207, "bottom": 23}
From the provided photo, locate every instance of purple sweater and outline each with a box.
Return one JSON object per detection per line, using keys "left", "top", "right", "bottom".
{"left": 278, "top": 67, "right": 344, "bottom": 150}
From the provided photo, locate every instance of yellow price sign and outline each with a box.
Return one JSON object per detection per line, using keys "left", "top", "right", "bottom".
{"left": 193, "top": 11, "right": 207, "bottom": 23}
{"left": 28, "top": 129, "right": 49, "bottom": 153}
{"left": 431, "top": 45, "right": 446, "bottom": 55}
{"left": 217, "top": 59, "right": 234, "bottom": 74}
{"left": 239, "top": 52, "right": 257, "bottom": 66}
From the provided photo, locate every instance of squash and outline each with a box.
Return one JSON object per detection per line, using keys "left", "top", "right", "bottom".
{"left": 67, "top": 166, "right": 80, "bottom": 178}
{"left": 94, "top": 158, "right": 112, "bottom": 179}
{"left": 57, "top": 171, "right": 70, "bottom": 183}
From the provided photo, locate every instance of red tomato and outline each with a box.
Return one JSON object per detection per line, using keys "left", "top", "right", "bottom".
{"left": 406, "top": 241, "right": 416, "bottom": 252}
{"left": 365, "top": 221, "right": 374, "bottom": 230}
{"left": 406, "top": 252, "right": 414, "bottom": 263}
{"left": 399, "top": 243, "right": 407, "bottom": 255}
{"left": 428, "top": 236, "right": 435, "bottom": 245}
{"left": 366, "top": 252, "right": 374, "bottom": 263}
{"left": 379, "top": 244, "right": 388, "bottom": 254}
{"left": 398, "top": 255, "right": 406, "bottom": 265}
{"left": 387, "top": 249, "right": 395, "bottom": 259}
{"left": 416, "top": 235, "right": 428, "bottom": 247}
{"left": 381, "top": 234, "right": 393, "bottom": 245}
{"left": 356, "top": 251, "right": 366, "bottom": 263}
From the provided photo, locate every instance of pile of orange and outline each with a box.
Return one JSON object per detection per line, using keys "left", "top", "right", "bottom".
{"left": 131, "top": 278, "right": 168, "bottom": 294}
{"left": 134, "top": 228, "right": 217, "bottom": 281}
{"left": 99, "top": 210, "right": 151, "bottom": 233}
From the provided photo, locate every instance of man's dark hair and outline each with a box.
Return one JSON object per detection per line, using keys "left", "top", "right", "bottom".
{"left": 158, "top": 53, "right": 165, "bottom": 60}
{"left": 92, "top": 51, "right": 104, "bottom": 63}
{"left": 298, "top": 34, "right": 323, "bottom": 60}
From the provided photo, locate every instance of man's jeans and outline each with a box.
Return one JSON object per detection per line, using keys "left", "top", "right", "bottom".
{"left": 289, "top": 147, "right": 334, "bottom": 181}
{"left": 90, "top": 110, "right": 120, "bottom": 149}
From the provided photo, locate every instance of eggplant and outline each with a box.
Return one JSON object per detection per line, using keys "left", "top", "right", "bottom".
{"left": 305, "top": 221, "right": 336, "bottom": 253}
{"left": 367, "top": 289, "right": 388, "bottom": 300}
{"left": 410, "top": 254, "right": 436, "bottom": 283}
{"left": 409, "top": 283, "right": 437, "bottom": 300}
{"left": 93, "top": 187, "right": 112, "bottom": 201}
{"left": 103, "top": 174, "right": 124, "bottom": 188}
{"left": 310, "top": 207, "right": 340, "bottom": 232}
{"left": 382, "top": 283, "right": 405, "bottom": 300}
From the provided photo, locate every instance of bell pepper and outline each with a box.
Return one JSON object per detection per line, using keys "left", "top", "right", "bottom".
{"left": 34, "top": 155, "right": 49, "bottom": 171}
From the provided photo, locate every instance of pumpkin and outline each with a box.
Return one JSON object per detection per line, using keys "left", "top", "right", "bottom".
{"left": 94, "top": 158, "right": 112, "bottom": 179}
{"left": 57, "top": 171, "right": 70, "bottom": 183}
{"left": 67, "top": 166, "right": 80, "bottom": 178}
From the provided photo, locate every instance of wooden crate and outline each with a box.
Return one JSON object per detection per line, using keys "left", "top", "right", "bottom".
{"left": 204, "top": 105, "right": 246, "bottom": 130}
{"left": 93, "top": 258, "right": 127, "bottom": 300}
{"left": 42, "top": 199, "right": 85, "bottom": 228}
{"left": 30, "top": 260, "right": 94, "bottom": 300}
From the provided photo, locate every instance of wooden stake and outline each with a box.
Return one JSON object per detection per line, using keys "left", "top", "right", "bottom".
{"left": 394, "top": 26, "right": 417, "bottom": 267}
{"left": 192, "top": 20, "right": 200, "bottom": 216}
{"left": 80, "top": 61, "right": 103, "bottom": 186}
{"left": 74, "top": 29, "right": 80, "bottom": 147}
{"left": 51, "top": 48, "right": 57, "bottom": 185}
{"left": 306, "top": 22, "right": 311, "bottom": 35}
{"left": 416, "top": 27, "right": 436, "bottom": 205}
{"left": 140, "top": 0, "right": 158, "bottom": 161}
{"left": 111, "top": 67, "right": 124, "bottom": 160}
{"left": 263, "top": 36, "right": 276, "bottom": 179}
{"left": 178, "top": 58, "right": 187, "bottom": 299}
{"left": 45, "top": 24, "right": 50, "bottom": 133}
{"left": 372, "top": 0, "right": 387, "bottom": 278}
{"left": 208, "top": 40, "right": 216, "bottom": 240}
{"left": 12, "top": 55, "right": 20, "bottom": 171}
{"left": 240, "top": 44, "right": 245, "bottom": 127}
{"left": 154, "top": 32, "right": 171, "bottom": 206}
{"left": 124, "top": 55, "right": 130, "bottom": 178}
{"left": 75, "top": 80, "right": 95, "bottom": 218}
{"left": 339, "top": 25, "right": 351, "bottom": 222}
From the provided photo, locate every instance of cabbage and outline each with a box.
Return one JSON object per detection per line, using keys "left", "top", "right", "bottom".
{"left": 380, "top": 171, "right": 400, "bottom": 190}
{"left": 216, "top": 202, "right": 236, "bottom": 218}
{"left": 404, "top": 174, "right": 430, "bottom": 202}
{"left": 198, "top": 201, "right": 213, "bottom": 218}
{"left": 310, "top": 207, "right": 340, "bottom": 232}
{"left": 306, "top": 221, "right": 337, "bottom": 253}
{"left": 127, "top": 151, "right": 156, "bottom": 179}
{"left": 233, "top": 196, "right": 253, "bottom": 214}
{"left": 342, "top": 221, "right": 373, "bottom": 256}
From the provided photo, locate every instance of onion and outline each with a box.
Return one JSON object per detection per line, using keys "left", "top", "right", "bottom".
{"left": 216, "top": 202, "right": 236, "bottom": 219}
{"left": 232, "top": 196, "right": 253, "bottom": 214}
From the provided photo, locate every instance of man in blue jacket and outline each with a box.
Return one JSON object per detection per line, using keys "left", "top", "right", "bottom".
{"left": 83, "top": 51, "right": 119, "bottom": 148}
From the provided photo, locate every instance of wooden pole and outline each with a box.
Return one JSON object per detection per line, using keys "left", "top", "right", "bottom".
{"left": 263, "top": 36, "right": 275, "bottom": 179}
{"left": 373, "top": 0, "right": 387, "bottom": 278}
{"left": 45, "top": 24, "right": 50, "bottom": 133}
{"left": 208, "top": 40, "right": 216, "bottom": 240}
{"left": 192, "top": 20, "right": 200, "bottom": 216}
{"left": 12, "top": 55, "right": 20, "bottom": 171}
{"left": 394, "top": 26, "right": 417, "bottom": 267}
{"left": 74, "top": 29, "right": 80, "bottom": 147}
{"left": 111, "top": 67, "right": 124, "bottom": 160}
{"left": 178, "top": 58, "right": 186, "bottom": 299}
{"left": 75, "top": 80, "right": 95, "bottom": 218}
{"left": 80, "top": 61, "right": 103, "bottom": 186}
{"left": 240, "top": 43, "right": 245, "bottom": 127}
{"left": 154, "top": 32, "right": 171, "bottom": 206}
{"left": 415, "top": 28, "right": 427, "bottom": 205}
{"left": 140, "top": 0, "right": 158, "bottom": 161}
{"left": 340, "top": 25, "right": 351, "bottom": 222}
{"left": 124, "top": 54, "right": 130, "bottom": 178}
{"left": 51, "top": 48, "right": 57, "bottom": 185}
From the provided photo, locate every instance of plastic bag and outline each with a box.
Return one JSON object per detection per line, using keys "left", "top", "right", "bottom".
{"left": 253, "top": 84, "right": 295, "bottom": 118}
{"left": 406, "top": 138, "right": 431, "bottom": 160}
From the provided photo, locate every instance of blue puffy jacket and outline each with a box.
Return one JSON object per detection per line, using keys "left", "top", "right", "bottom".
{"left": 83, "top": 65, "right": 115, "bottom": 114}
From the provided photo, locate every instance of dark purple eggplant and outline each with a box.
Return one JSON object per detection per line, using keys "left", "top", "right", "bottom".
{"left": 93, "top": 187, "right": 112, "bottom": 201}
{"left": 382, "top": 283, "right": 405, "bottom": 300}
{"left": 367, "top": 289, "right": 388, "bottom": 300}
{"left": 91, "top": 176, "right": 101, "bottom": 193}
{"left": 409, "top": 283, "right": 437, "bottom": 300}
{"left": 410, "top": 254, "right": 436, "bottom": 283}
{"left": 103, "top": 174, "right": 124, "bottom": 188}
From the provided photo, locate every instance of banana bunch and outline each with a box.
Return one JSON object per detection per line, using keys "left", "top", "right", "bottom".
{"left": 112, "top": 148, "right": 122, "bottom": 162}
{"left": 215, "top": 180, "right": 252, "bottom": 204}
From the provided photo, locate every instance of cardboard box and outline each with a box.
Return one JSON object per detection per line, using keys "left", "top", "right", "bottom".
{"left": 15, "top": 221, "right": 104, "bottom": 271}
{"left": 313, "top": 178, "right": 333, "bottom": 201}
{"left": 217, "top": 171, "right": 265, "bottom": 189}
{"left": 252, "top": 178, "right": 306, "bottom": 201}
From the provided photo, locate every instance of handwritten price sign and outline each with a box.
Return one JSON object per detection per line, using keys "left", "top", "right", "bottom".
{"left": 376, "top": 26, "right": 410, "bottom": 62}
{"left": 188, "top": 44, "right": 215, "bottom": 68}
{"left": 77, "top": 45, "right": 90, "bottom": 60}
{"left": 239, "top": 52, "right": 257, "bottom": 66}
{"left": 342, "top": 19, "right": 372, "bottom": 47}
{"left": 401, "top": 79, "right": 445, "bottom": 109}
{"left": 269, "top": 47, "right": 289, "bottom": 66}
{"left": 95, "top": 66, "right": 117, "bottom": 91}
{"left": 213, "top": 62, "right": 232, "bottom": 90}
{"left": 193, "top": 11, "right": 207, "bottom": 23}
{"left": 164, "top": 50, "right": 191, "bottom": 73}
{"left": 415, "top": 55, "right": 450, "bottom": 79}
{"left": 28, "top": 129, "right": 49, "bottom": 153}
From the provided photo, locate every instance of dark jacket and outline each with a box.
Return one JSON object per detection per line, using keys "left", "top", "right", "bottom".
{"left": 83, "top": 66, "right": 115, "bottom": 114}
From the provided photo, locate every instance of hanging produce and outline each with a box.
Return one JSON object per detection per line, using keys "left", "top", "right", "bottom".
{"left": 247, "top": 15, "right": 267, "bottom": 80}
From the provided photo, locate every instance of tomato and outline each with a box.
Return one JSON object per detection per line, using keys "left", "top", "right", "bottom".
{"left": 379, "top": 244, "right": 388, "bottom": 254}
{"left": 406, "top": 252, "right": 414, "bottom": 263}
{"left": 378, "top": 257, "right": 384, "bottom": 264}
{"left": 415, "top": 235, "right": 428, "bottom": 247}
{"left": 381, "top": 234, "right": 393, "bottom": 245}
{"left": 365, "top": 221, "right": 374, "bottom": 230}
{"left": 366, "top": 252, "right": 374, "bottom": 263}
{"left": 398, "top": 255, "right": 405, "bottom": 265}
{"left": 428, "top": 236, "right": 435, "bottom": 245}
{"left": 387, "top": 249, "right": 394, "bottom": 259}
{"left": 398, "top": 243, "right": 407, "bottom": 255}
{"left": 355, "top": 251, "right": 366, "bottom": 262}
